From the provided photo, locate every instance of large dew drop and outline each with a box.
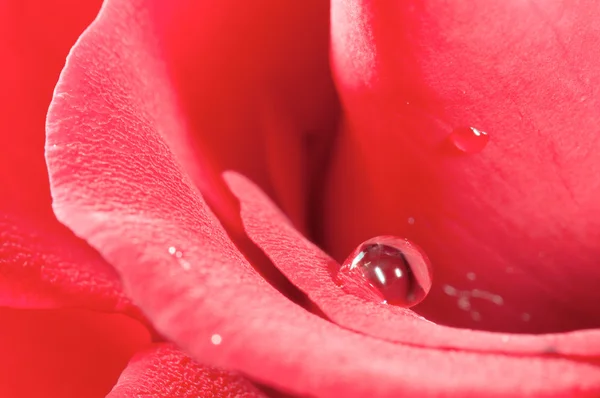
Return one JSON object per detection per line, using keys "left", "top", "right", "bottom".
{"left": 336, "top": 236, "right": 432, "bottom": 307}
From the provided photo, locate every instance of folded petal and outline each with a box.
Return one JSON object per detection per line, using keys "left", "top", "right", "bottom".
{"left": 226, "top": 171, "right": 600, "bottom": 357}
{"left": 107, "top": 343, "right": 266, "bottom": 397}
{"left": 45, "top": 2, "right": 600, "bottom": 395}
{"left": 327, "top": 0, "right": 600, "bottom": 333}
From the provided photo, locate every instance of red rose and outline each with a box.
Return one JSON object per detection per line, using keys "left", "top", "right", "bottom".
{"left": 3, "top": 0, "right": 600, "bottom": 396}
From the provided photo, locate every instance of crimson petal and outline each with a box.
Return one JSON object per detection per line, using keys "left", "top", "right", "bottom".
{"left": 0, "top": 308, "right": 149, "bottom": 398}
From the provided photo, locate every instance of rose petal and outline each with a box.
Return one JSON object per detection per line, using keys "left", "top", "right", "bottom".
{"left": 0, "top": 0, "right": 146, "bottom": 318}
{"left": 327, "top": 0, "right": 600, "bottom": 333}
{"left": 45, "top": 2, "right": 600, "bottom": 395}
{"left": 107, "top": 343, "right": 266, "bottom": 398}
{"left": 225, "top": 170, "right": 600, "bottom": 357}
{"left": 0, "top": 213, "right": 145, "bottom": 319}
{"left": 0, "top": 308, "right": 150, "bottom": 397}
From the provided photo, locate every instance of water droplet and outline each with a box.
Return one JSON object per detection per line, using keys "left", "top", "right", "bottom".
{"left": 449, "top": 126, "right": 489, "bottom": 153}
{"left": 336, "top": 236, "right": 432, "bottom": 307}
{"left": 211, "top": 334, "right": 222, "bottom": 345}
{"left": 168, "top": 246, "right": 191, "bottom": 270}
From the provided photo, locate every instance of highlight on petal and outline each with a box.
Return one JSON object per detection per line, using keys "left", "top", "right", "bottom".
{"left": 107, "top": 343, "right": 266, "bottom": 398}
{"left": 225, "top": 171, "right": 600, "bottom": 357}
{"left": 45, "top": 1, "right": 600, "bottom": 395}
{"left": 0, "top": 308, "right": 150, "bottom": 398}
{"left": 327, "top": 0, "right": 600, "bottom": 333}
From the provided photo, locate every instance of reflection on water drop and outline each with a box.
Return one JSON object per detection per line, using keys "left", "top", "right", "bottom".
{"left": 336, "top": 236, "right": 432, "bottom": 307}
{"left": 449, "top": 126, "right": 489, "bottom": 154}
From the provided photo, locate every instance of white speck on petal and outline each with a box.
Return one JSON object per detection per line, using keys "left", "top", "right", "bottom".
{"left": 211, "top": 334, "right": 222, "bottom": 345}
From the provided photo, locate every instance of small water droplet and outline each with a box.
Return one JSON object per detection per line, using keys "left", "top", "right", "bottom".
{"left": 211, "top": 334, "right": 222, "bottom": 345}
{"left": 168, "top": 247, "right": 191, "bottom": 270}
{"left": 449, "top": 126, "right": 489, "bottom": 154}
{"left": 336, "top": 236, "right": 432, "bottom": 307}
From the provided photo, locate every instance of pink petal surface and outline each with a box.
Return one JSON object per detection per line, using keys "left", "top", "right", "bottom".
{"left": 45, "top": 1, "right": 600, "bottom": 395}
{"left": 226, "top": 171, "right": 600, "bottom": 357}
{"left": 326, "top": 0, "right": 600, "bottom": 333}
{"left": 0, "top": 308, "right": 150, "bottom": 398}
{"left": 107, "top": 343, "right": 266, "bottom": 398}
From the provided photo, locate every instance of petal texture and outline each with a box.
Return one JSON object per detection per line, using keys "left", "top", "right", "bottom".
{"left": 107, "top": 343, "right": 266, "bottom": 398}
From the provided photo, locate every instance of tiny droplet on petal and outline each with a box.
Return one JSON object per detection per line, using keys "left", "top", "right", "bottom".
{"left": 449, "top": 126, "right": 489, "bottom": 154}
{"left": 335, "top": 236, "right": 433, "bottom": 307}
{"left": 211, "top": 334, "right": 222, "bottom": 345}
